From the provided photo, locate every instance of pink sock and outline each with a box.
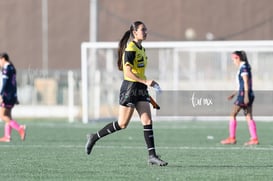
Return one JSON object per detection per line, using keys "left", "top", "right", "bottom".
{"left": 248, "top": 120, "right": 258, "bottom": 139}
{"left": 9, "top": 120, "right": 20, "bottom": 131}
{"left": 229, "top": 119, "right": 237, "bottom": 138}
{"left": 4, "top": 123, "right": 11, "bottom": 138}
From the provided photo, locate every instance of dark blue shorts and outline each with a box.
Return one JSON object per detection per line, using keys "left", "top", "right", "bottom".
{"left": 234, "top": 91, "right": 254, "bottom": 107}
{"left": 1, "top": 96, "right": 19, "bottom": 109}
{"left": 119, "top": 80, "right": 150, "bottom": 107}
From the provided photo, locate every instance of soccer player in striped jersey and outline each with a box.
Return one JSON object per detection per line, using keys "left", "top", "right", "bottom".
{"left": 221, "top": 50, "right": 258, "bottom": 146}
{"left": 85, "top": 21, "right": 168, "bottom": 166}
{"left": 0, "top": 53, "right": 26, "bottom": 142}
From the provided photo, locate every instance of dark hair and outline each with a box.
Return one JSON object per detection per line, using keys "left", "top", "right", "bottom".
{"left": 117, "top": 21, "right": 144, "bottom": 71}
{"left": 232, "top": 50, "right": 251, "bottom": 68}
{"left": 0, "top": 52, "right": 10, "bottom": 61}
{"left": 0, "top": 52, "right": 16, "bottom": 73}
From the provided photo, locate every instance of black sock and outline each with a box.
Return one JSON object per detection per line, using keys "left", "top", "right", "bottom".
{"left": 143, "top": 124, "right": 156, "bottom": 156}
{"left": 93, "top": 121, "right": 121, "bottom": 141}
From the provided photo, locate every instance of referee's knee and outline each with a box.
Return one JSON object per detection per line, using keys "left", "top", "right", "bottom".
{"left": 118, "top": 122, "right": 128, "bottom": 129}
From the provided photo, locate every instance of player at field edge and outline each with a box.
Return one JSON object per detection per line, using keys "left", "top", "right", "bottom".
{"left": 0, "top": 53, "right": 26, "bottom": 142}
{"left": 221, "top": 50, "right": 258, "bottom": 146}
{"left": 85, "top": 21, "right": 168, "bottom": 166}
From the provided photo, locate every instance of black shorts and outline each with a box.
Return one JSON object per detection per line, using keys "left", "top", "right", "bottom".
{"left": 119, "top": 80, "right": 150, "bottom": 107}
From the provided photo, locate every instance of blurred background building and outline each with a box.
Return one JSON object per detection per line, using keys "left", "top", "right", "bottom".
{"left": 0, "top": 0, "right": 272, "bottom": 120}
{"left": 1, "top": 0, "right": 272, "bottom": 69}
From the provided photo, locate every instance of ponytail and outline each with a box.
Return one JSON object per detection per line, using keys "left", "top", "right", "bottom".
{"left": 117, "top": 21, "right": 145, "bottom": 71}
{"left": 117, "top": 30, "right": 130, "bottom": 71}
{"left": 240, "top": 51, "right": 250, "bottom": 67}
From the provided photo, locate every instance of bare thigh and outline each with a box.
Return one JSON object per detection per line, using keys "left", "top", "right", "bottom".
{"left": 136, "top": 101, "right": 152, "bottom": 126}
{"left": 230, "top": 105, "right": 241, "bottom": 118}
{"left": 231, "top": 105, "right": 253, "bottom": 121}
{"left": 117, "top": 105, "right": 135, "bottom": 129}
{"left": 0, "top": 107, "right": 12, "bottom": 122}
{"left": 244, "top": 105, "right": 253, "bottom": 121}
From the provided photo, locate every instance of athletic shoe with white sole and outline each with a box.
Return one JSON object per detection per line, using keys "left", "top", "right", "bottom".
{"left": 85, "top": 134, "right": 96, "bottom": 155}
{"left": 148, "top": 155, "right": 168, "bottom": 166}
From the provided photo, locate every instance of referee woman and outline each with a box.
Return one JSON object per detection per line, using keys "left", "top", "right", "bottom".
{"left": 85, "top": 21, "right": 168, "bottom": 166}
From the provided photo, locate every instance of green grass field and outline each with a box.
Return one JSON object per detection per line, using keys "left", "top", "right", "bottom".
{"left": 0, "top": 120, "right": 273, "bottom": 181}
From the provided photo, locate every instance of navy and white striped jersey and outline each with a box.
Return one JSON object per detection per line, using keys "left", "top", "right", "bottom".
{"left": 236, "top": 62, "right": 253, "bottom": 93}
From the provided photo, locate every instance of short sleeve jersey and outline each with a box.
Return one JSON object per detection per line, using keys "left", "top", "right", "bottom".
{"left": 0, "top": 63, "right": 17, "bottom": 100}
{"left": 236, "top": 62, "right": 253, "bottom": 92}
{"left": 123, "top": 41, "right": 147, "bottom": 82}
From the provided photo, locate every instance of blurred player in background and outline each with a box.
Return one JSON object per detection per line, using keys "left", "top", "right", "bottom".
{"left": 0, "top": 53, "right": 26, "bottom": 142}
{"left": 85, "top": 21, "right": 168, "bottom": 166}
{"left": 221, "top": 50, "right": 258, "bottom": 146}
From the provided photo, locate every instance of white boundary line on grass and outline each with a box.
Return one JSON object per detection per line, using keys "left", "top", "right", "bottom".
{"left": 1, "top": 145, "right": 273, "bottom": 151}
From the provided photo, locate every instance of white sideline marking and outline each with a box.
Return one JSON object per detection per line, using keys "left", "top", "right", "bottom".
{"left": 1, "top": 145, "right": 273, "bottom": 151}
{"left": 18, "top": 122, "right": 227, "bottom": 130}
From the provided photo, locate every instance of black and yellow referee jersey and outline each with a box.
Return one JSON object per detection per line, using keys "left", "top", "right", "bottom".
{"left": 123, "top": 41, "right": 147, "bottom": 82}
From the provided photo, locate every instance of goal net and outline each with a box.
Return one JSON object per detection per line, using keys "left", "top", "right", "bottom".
{"left": 81, "top": 41, "right": 273, "bottom": 123}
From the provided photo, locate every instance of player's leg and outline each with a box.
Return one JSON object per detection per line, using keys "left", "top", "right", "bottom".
{"left": 244, "top": 105, "right": 258, "bottom": 145}
{"left": 85, "top": 105, "right": 134, "bottom": 155}
{"left": 0, "top": 107, "right": 11, "bottom": 142}
{"left": 1, "top": 107, "right": 26, "bottom": 141}
{"left": 136, "top": 101, "right": 168, "bottom": 166}
{"left": 230, "top": 105, "right": 241, "bottom": 139}
{"left": 136, "top": 101, "right": 155, "bottom": 155}
{"left": 221, "top": 105, "right": 241, "bottom": 144}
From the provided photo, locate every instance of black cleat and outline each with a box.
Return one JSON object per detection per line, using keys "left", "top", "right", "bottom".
{"left": 148, "top": 155, "right": 168, "bottom": 166}
{"left": 85, "top": 134, "right": 96, "bottom": 155}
